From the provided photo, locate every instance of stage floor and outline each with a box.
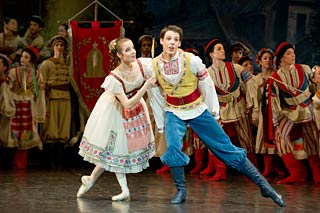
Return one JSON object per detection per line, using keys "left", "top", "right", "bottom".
{"left": 1, "top": 166, "right": 319, "bottom": 213}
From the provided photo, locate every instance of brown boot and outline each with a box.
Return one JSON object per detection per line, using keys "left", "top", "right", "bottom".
{"left": 208, "top": 154, "right": 226, "bottom": 181}
{"left": 276, "top": 153, "right": 307, "bottom": 184}
{"left": 200, "top": 151, "right": 215, "bottom": 175}
{"left": 190, "top": 148, "right": 206, "bottom": 174}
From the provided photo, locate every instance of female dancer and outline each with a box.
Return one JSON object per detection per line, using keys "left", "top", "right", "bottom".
{"left": 8, "top": 47, "right": 45, "bottom": 169}
{"left": 249, "top": 48, "right": 284, "bottom": 178}
{"left": 77, "top": 38, "right": 156, "bottom": 201}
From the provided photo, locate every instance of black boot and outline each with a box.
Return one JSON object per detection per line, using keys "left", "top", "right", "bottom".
{"left": 170, "top": 166, "right": 186, "bottom": 204}
{"left": 239, "top": 158, "right": 286, "bottom": 207}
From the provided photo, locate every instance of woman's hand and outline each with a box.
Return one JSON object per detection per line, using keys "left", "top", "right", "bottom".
{"left": 144, "top": 77, "right": 157, "bottom": 89}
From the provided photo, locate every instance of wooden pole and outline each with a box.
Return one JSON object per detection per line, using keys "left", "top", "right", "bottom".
{"left": 94, "top": 0, "right": 98, "bottom": 21}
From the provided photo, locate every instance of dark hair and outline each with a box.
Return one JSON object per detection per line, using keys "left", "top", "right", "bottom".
{"left": 275, "top": 42, "right": 294, "bottom": 68}
{"left": 30, "top": 15, "right": 44, "bottom": 28}
{"left": 4, "top": 17, "right": 16, "bottom": 24}
{"left": 230, "top": 42, "right": 250, "bottom": 56}
{"left": 22, "top": 47, "right": 39, "bottom": 66}
{"left": 256, "top": 48, "right": 275, "bottom": 65}
{"left": 204, "top": 39, "right": 223, "bottom": 59}
{"left": 160, "top": 25, "right": 183, "bottom": 41}
{"left": 238, "top": 56, "right": 252, "bottom": 66}
{"left": 0, "top": 54, "right": 10, "bottom": 71}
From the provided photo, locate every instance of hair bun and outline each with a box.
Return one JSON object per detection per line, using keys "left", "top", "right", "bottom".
{"left": 108, "top": 38, "right": 118, "bottom": 56}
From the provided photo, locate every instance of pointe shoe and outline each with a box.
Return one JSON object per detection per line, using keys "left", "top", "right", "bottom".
{"left": 112, "top": 192, "right": 130, "bottom": 201}
{"left": 76, "top": 176, "right": 93, "bottom": 198}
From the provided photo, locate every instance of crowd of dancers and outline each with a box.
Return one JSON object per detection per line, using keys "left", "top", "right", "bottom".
{"left": 1, "top": 14, "right": 320, "bottom": 207}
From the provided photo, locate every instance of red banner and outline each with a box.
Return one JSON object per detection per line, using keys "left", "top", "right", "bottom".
{"left": 70, "top": 20, "right": 122, "bottom": 112}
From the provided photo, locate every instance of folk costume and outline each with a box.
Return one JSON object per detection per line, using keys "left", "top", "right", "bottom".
{"left": 78, "top": 59, "right": 155, "bottom": 173}
{"left": 0, "top": 54, "right": 15, "bottom": 147}
{"left": 40, "top": 35, "right": 72, "bottom": 168}
{"left": 76, "top": 37, "right": 156, "bottom": 202}
{"left": 249, "top": 71, "right": 285, "bottom": 178}
{"left": 0, "top": 54, "right": 16, "bottom": 168}
{"left": 203, "top": 39, "right": 257, "bottom": 181}
{"left": 8, "top": 59, "right": 45, "bottom": 169}
{"left": 146, "top": 45, "right": 285, "bottom": 207}
{"left": 269, "top": 42, "right": 320, "bottom": 184}
{"left": 23, "top": 15, "right": 45, "bottom": 51}
{"left": 0, "top": 33, "right": 27, "bottom": 62}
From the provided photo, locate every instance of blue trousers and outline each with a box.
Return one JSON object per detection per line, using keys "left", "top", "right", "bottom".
{"left": 160, "top": 110, "right": 247, "bottom": 170}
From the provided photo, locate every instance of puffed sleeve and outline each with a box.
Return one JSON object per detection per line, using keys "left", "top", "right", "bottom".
{"left": 101, "top": 74, "right": 124, "bottom": 94}
{"left": 191, "top": 55, "right": 220, "bottom": 119}
{"left": 138, "top": 57, "right": 152, "bottom": 78}
{"left": 301, "top": 64, "right": 313, "bottom": 79}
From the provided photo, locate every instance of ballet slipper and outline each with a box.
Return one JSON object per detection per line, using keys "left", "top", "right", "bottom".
{"left": 76, "top": 176, "right": 93, "bottom": 198}
{"left": 111, "top": 192, "right": 130, "bottom": 201}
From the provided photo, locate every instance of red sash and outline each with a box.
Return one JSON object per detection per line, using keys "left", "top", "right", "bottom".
{"left": 166, "top": 88, "right": 201, "bottom": 106}
{"left": 214, "top": 62, "right": 237, "bottom": 95}
{"left": 266, "top": 64, "right": 305, "bottom": 142}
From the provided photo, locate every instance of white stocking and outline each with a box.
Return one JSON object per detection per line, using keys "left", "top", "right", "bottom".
{"left": 112, "top": 173, "right": 130, "bottom": 201}
{"left": 89, "top": 166, "right": 104, "bottom": 182}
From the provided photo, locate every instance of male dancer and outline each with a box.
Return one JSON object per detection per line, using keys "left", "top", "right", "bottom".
{"left": 145, "top": 25, "right": 285, "bottom": 207}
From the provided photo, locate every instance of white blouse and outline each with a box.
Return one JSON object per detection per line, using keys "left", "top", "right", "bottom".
{"left": 141, "top": 51, "right": 220, "bottom": 131}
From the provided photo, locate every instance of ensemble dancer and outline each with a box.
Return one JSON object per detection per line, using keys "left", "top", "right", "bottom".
{"left": 0, "top": 54, "right": 16, "bottom": 168}
{"left": 202, "top": 38, "right": 257, "bottom": 181}
{"left": 269, "top": 42, "right": 320, "bottom": 184}
{"left": 0, "top": 17, "right": 28, "bottom": 63}
{"left": 8, "top": 47, "right": 45, "bottom": 169}
{"left": 76, "top": 38, "right": 156, "bottom": 201}
{"left": 229, "top": 41, "right": 250, "bottom": 64}
{"left": 238, "top": 55, "right": 254, "bottom": 75}
{"left": 248, "top": 48, "right": 285, "bottom": 178}
{"left": 145, "top": 25, "right": 285, "bottom": 207}
{"left": 0, "top": 53, "right": 14, "bottom": 144}
{"left": 39, "top": 35, "right": 73, "bottom": 169}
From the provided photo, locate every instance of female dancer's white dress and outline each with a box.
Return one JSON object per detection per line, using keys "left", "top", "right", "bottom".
{"left": 79, "top": 65, "right": 155, "bottom": 173}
